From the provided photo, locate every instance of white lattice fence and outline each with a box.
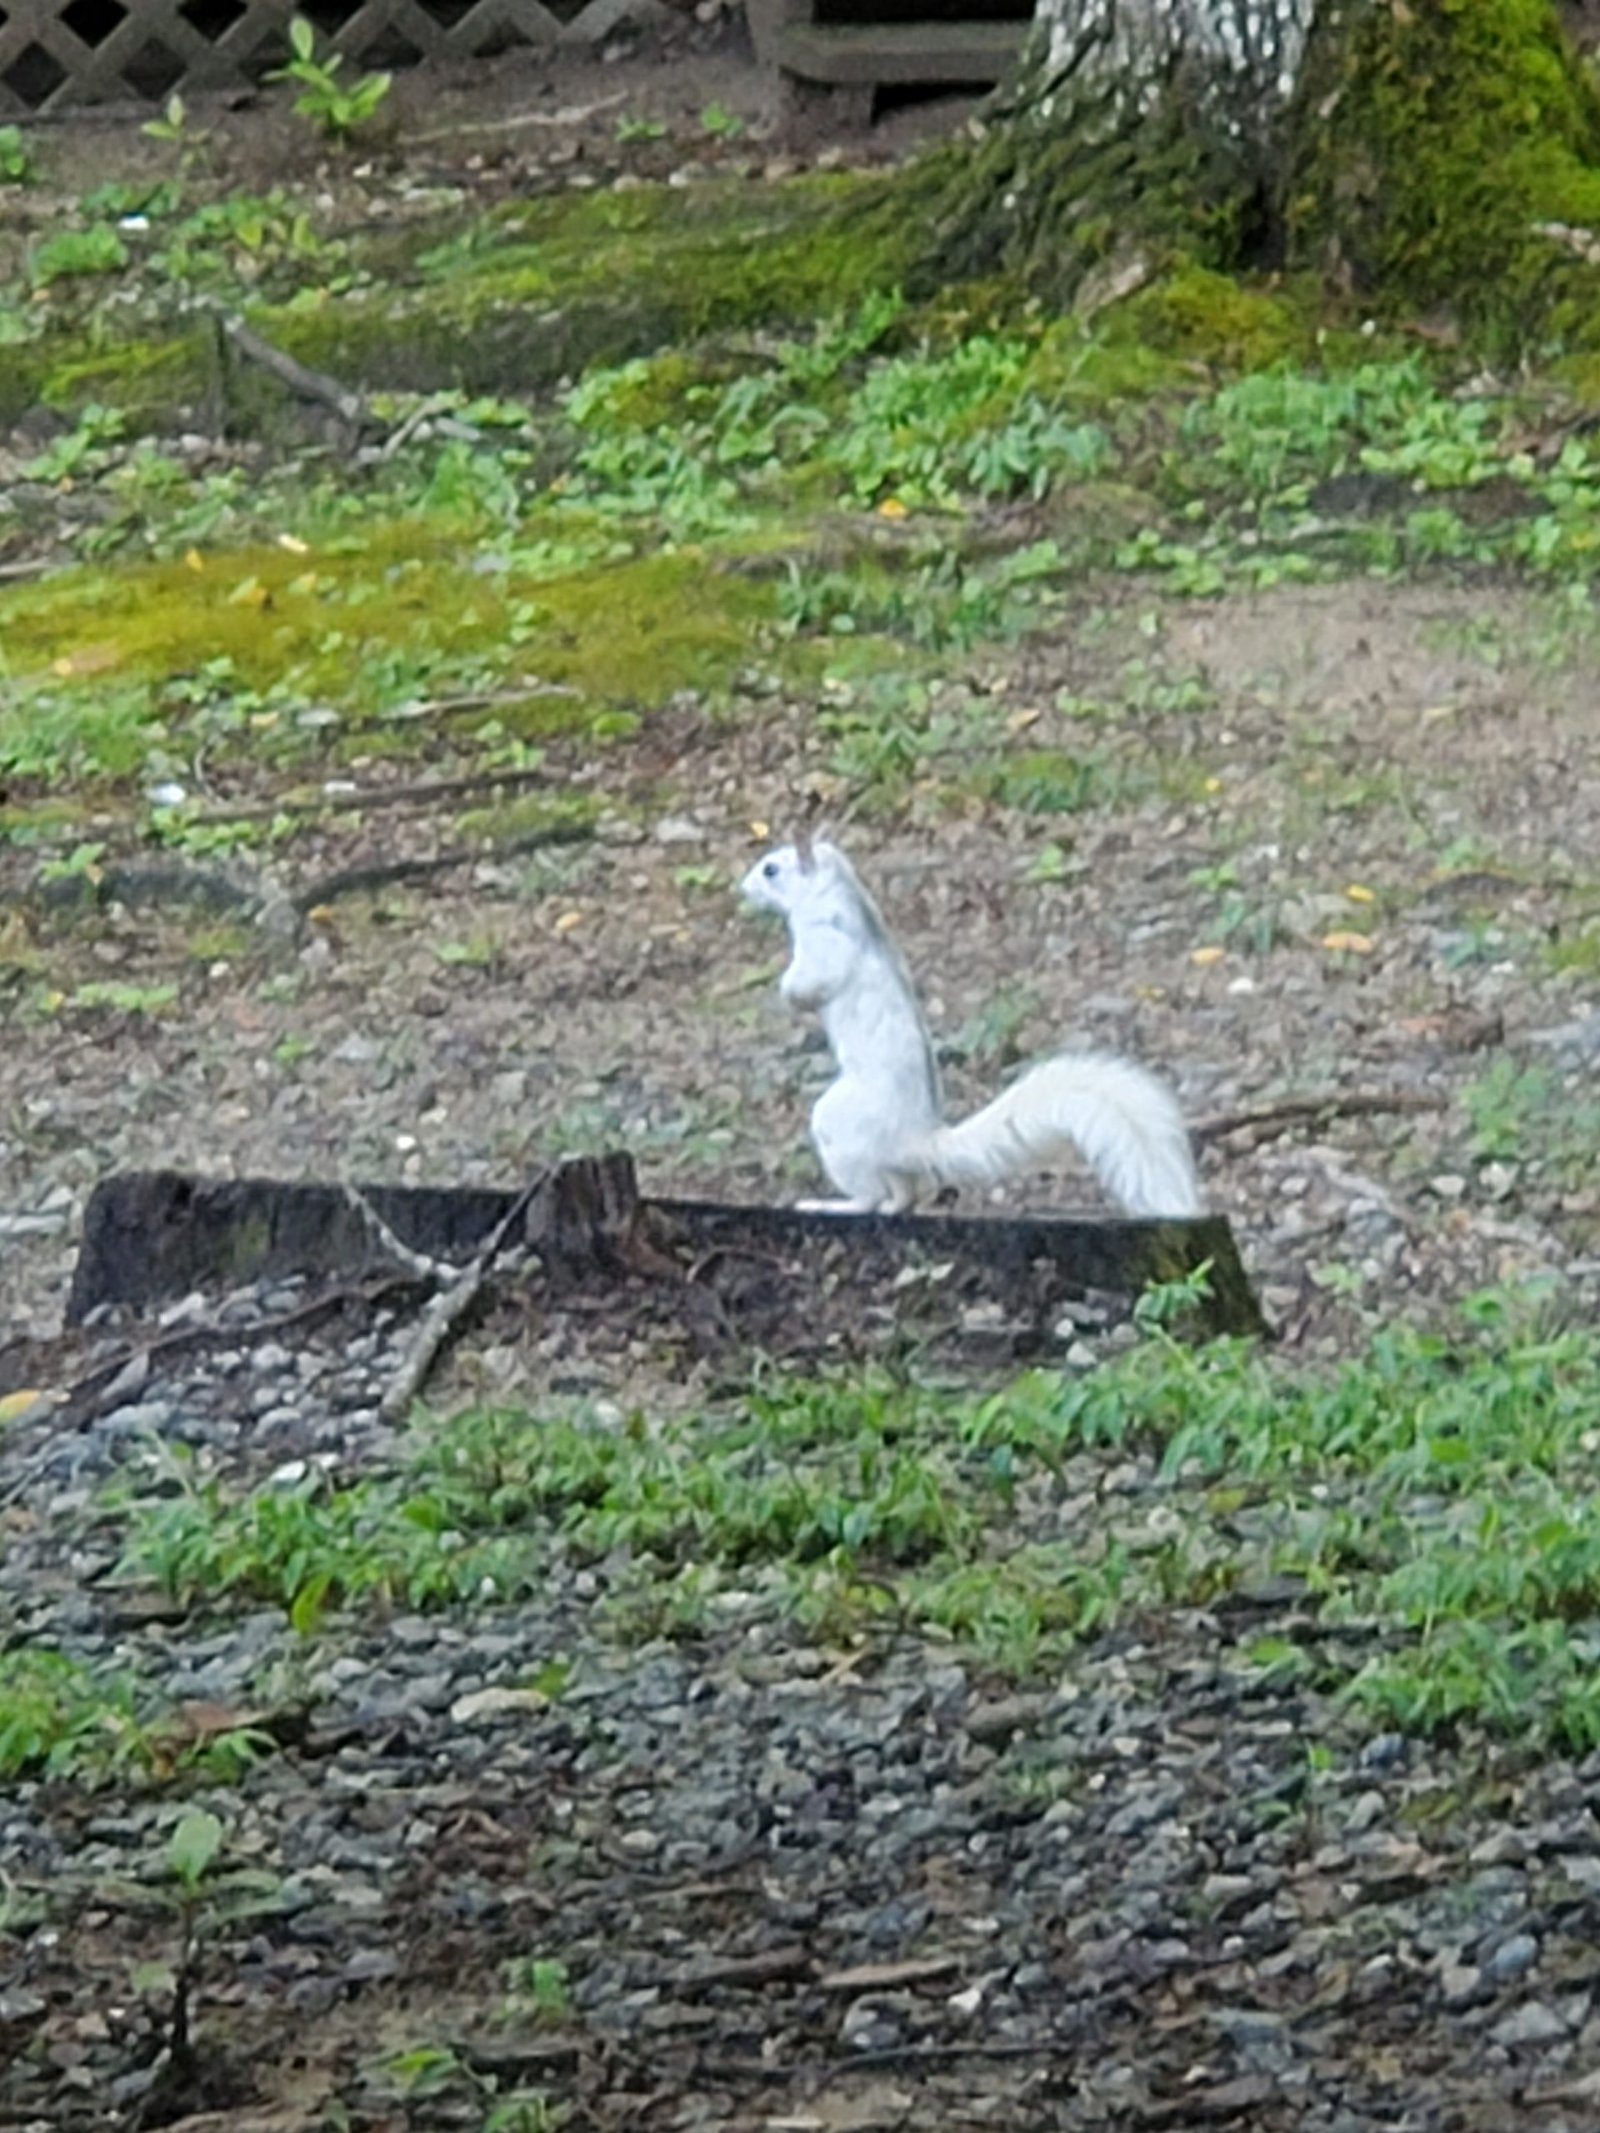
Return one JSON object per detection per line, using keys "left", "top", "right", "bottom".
{"left": 0, "top": 0, "right": 669, "bottom": 114}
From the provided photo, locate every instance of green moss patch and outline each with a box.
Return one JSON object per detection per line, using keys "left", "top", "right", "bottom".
{"left": 1, "top": 531, "right": 774, "bottom": 794}
{"left": 4, "top": 173, "right": 904, "bottom": 432}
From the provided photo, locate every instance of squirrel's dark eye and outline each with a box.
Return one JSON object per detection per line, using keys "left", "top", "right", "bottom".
{"left": 762, "top": 859, "right": 779, "bottom": 879}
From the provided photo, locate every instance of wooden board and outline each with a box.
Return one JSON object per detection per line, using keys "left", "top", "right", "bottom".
{"left": 746, "top": 0, "right": 1026, "bottom": 88}
{"left": 67, "top": 1157, "right": 1266, "bottom": 1340}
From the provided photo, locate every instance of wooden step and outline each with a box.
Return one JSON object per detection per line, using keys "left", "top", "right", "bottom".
{"left": 748, "top": 1, "right": 1028, "bottom": 88}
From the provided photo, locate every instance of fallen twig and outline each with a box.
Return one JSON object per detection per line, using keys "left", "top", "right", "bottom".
{"left": 1194, "top": 1090, "right": 1442, "bottom": 1146}
{"left": 377, "top": 1168, "right": 551, "bottom": 1422}
{"left": 375, "top": 397, "right": 486, "bottom": 459}
{"left": 342, "top": 1185, "right": 461, "bottom": 1283}
{"left": 176, "top": 762, "right": 553, "bottom": 831}
{"left": 406, "top": 90, "right": 627, "bottom": 146}
{"left": 204, "top": 302, "right": 373, "bottom": 436}
{"left": 699, "top": 2038, "right": 1091, "bottom": 2082}
{"left": 290, "top": 818, "right": 596, "bottom": 913}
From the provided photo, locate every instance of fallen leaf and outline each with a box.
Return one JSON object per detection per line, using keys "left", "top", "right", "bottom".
{"left": 227, "top": 576, "right": 271, "bottom": 609}
{"left": 277, "top": 532, "right": 310, "bottom": 554}
{"left": 1322, "top": 930, "right": 1375, "bottom": 954}
{"left": 184, "top": 547, "right": 206, "bottom": 572}
{"left": 1191, "top": 945, "right": 1226, "bottom": 967}
{"left": 1344, "top": 882, "right": 1376, "bottom": 903}
{"left": 877, "top": 497, "right": 908, "bottom": 519}
{"left": 0, "top": 1389, "right": 52, "bottom": 1427}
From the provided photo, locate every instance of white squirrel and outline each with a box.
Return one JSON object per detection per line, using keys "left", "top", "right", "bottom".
{"left": 740, "top": 834, "right": 1204, "bottom": 1219}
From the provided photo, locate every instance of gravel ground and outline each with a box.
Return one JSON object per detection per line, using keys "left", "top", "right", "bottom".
{"left": 8, "top": 1292, "right": 1600, "bottom": 2132}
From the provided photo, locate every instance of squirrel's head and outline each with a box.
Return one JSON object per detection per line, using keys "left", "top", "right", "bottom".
{"left": 740, "top": 830, "right": 842, "bottom": 918}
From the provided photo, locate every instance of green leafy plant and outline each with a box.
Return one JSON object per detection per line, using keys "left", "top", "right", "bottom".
{"left": 140, "top": 91, "right": 211, "bottom": 168}
{"left": 699, "top": 100, "right": 744, "bottom": 139}
{"left": 30, "top": 225, "right": 129, "bottom": 284}
{"left": 140, "top": 1811, "right": 289, "bottom": 2102}
{"left": 0, "top": 1650, "right": 147, "bottom": 1779}
{"left": 0, "top": 122, "right": 34, "bottom": 184}
{"left": 270, "top": 17, "right": 392, "bottom": 140}
{"left": 503, "top": 1955, "right": 572, "bottom": 2020}
{"left": 483, "top": 2096, "right": 562, "bottom": 2133}
{"left": 37, "top": 841, "right": 106, "bottom": 886}
{"left": 23, "top": 402, "right": 128, "bottom": 483}
{"left": 0, "top": 1649, "right": 272, "bottom": 1787}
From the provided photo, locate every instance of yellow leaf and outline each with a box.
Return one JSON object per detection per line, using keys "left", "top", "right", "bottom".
{"left": 1322, "top": 930, "right": 1375, "bottom": 955}
{"left": 877, "top": 497, "right": 908, "bottom": 519}
{"left": 277, "top": 533, "right": 310, "bottom": 554}
{"left": 0, "top": 1389, "right": 51, "bottom": 1426}
{"left": 554, "top": 909, "right": 583, "bottom": 933}
{"left": 1191, "top": 945, "right": 1226, "bottom": 967}
{"left": 305, "top": 905, "right": 337, "bottom": 926}
{"left": 1203, "top": 776, "right": 1223, "bottom": 794}
{"left": 227, "top": 576, "right": 270, "bottom": 609}
{"left": 1005, "top": 708, "right": 1042, "bottom": 736}
{"left": 1344, "top": 883, "right": 1376, "bottom": 904}
{"left": 749, "top": 819, "right": 770, "bottom": 840}
{"left": 184, "top": 547, "right": 206, "bottom": 572}
{"left": 287, "top": 572, "right": 320, "bottom": 596}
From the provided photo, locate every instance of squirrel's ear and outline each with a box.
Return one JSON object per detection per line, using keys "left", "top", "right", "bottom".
{"left": 802, "top": 814, "right": 840, "bottom": 865}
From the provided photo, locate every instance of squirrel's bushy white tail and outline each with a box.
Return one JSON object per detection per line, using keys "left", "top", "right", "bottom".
{"left": 920, "top": 1051, "right": 1204, "bottom": 1218}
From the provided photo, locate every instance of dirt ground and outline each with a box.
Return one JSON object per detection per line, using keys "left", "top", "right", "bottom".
{"left": 5, "top": 28, "right": 1600, "bottom": 2133}
{"left": 8, "top": 6, "right": 978, "bottom": 202}
{"left": 5, "top": 572, "right": 1597, "bottom": 1350}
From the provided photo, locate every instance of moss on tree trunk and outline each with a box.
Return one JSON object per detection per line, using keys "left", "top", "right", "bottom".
{"left": 895, "top": 0, "right": 1600, "bottom": 358}
{"left": 1290, "top": 0, "right": 1600, "bottom": 351}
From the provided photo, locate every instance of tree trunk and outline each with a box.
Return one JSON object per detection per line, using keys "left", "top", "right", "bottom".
{"left": 906, "top": 0, "right": 1600, "bottom": 354}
